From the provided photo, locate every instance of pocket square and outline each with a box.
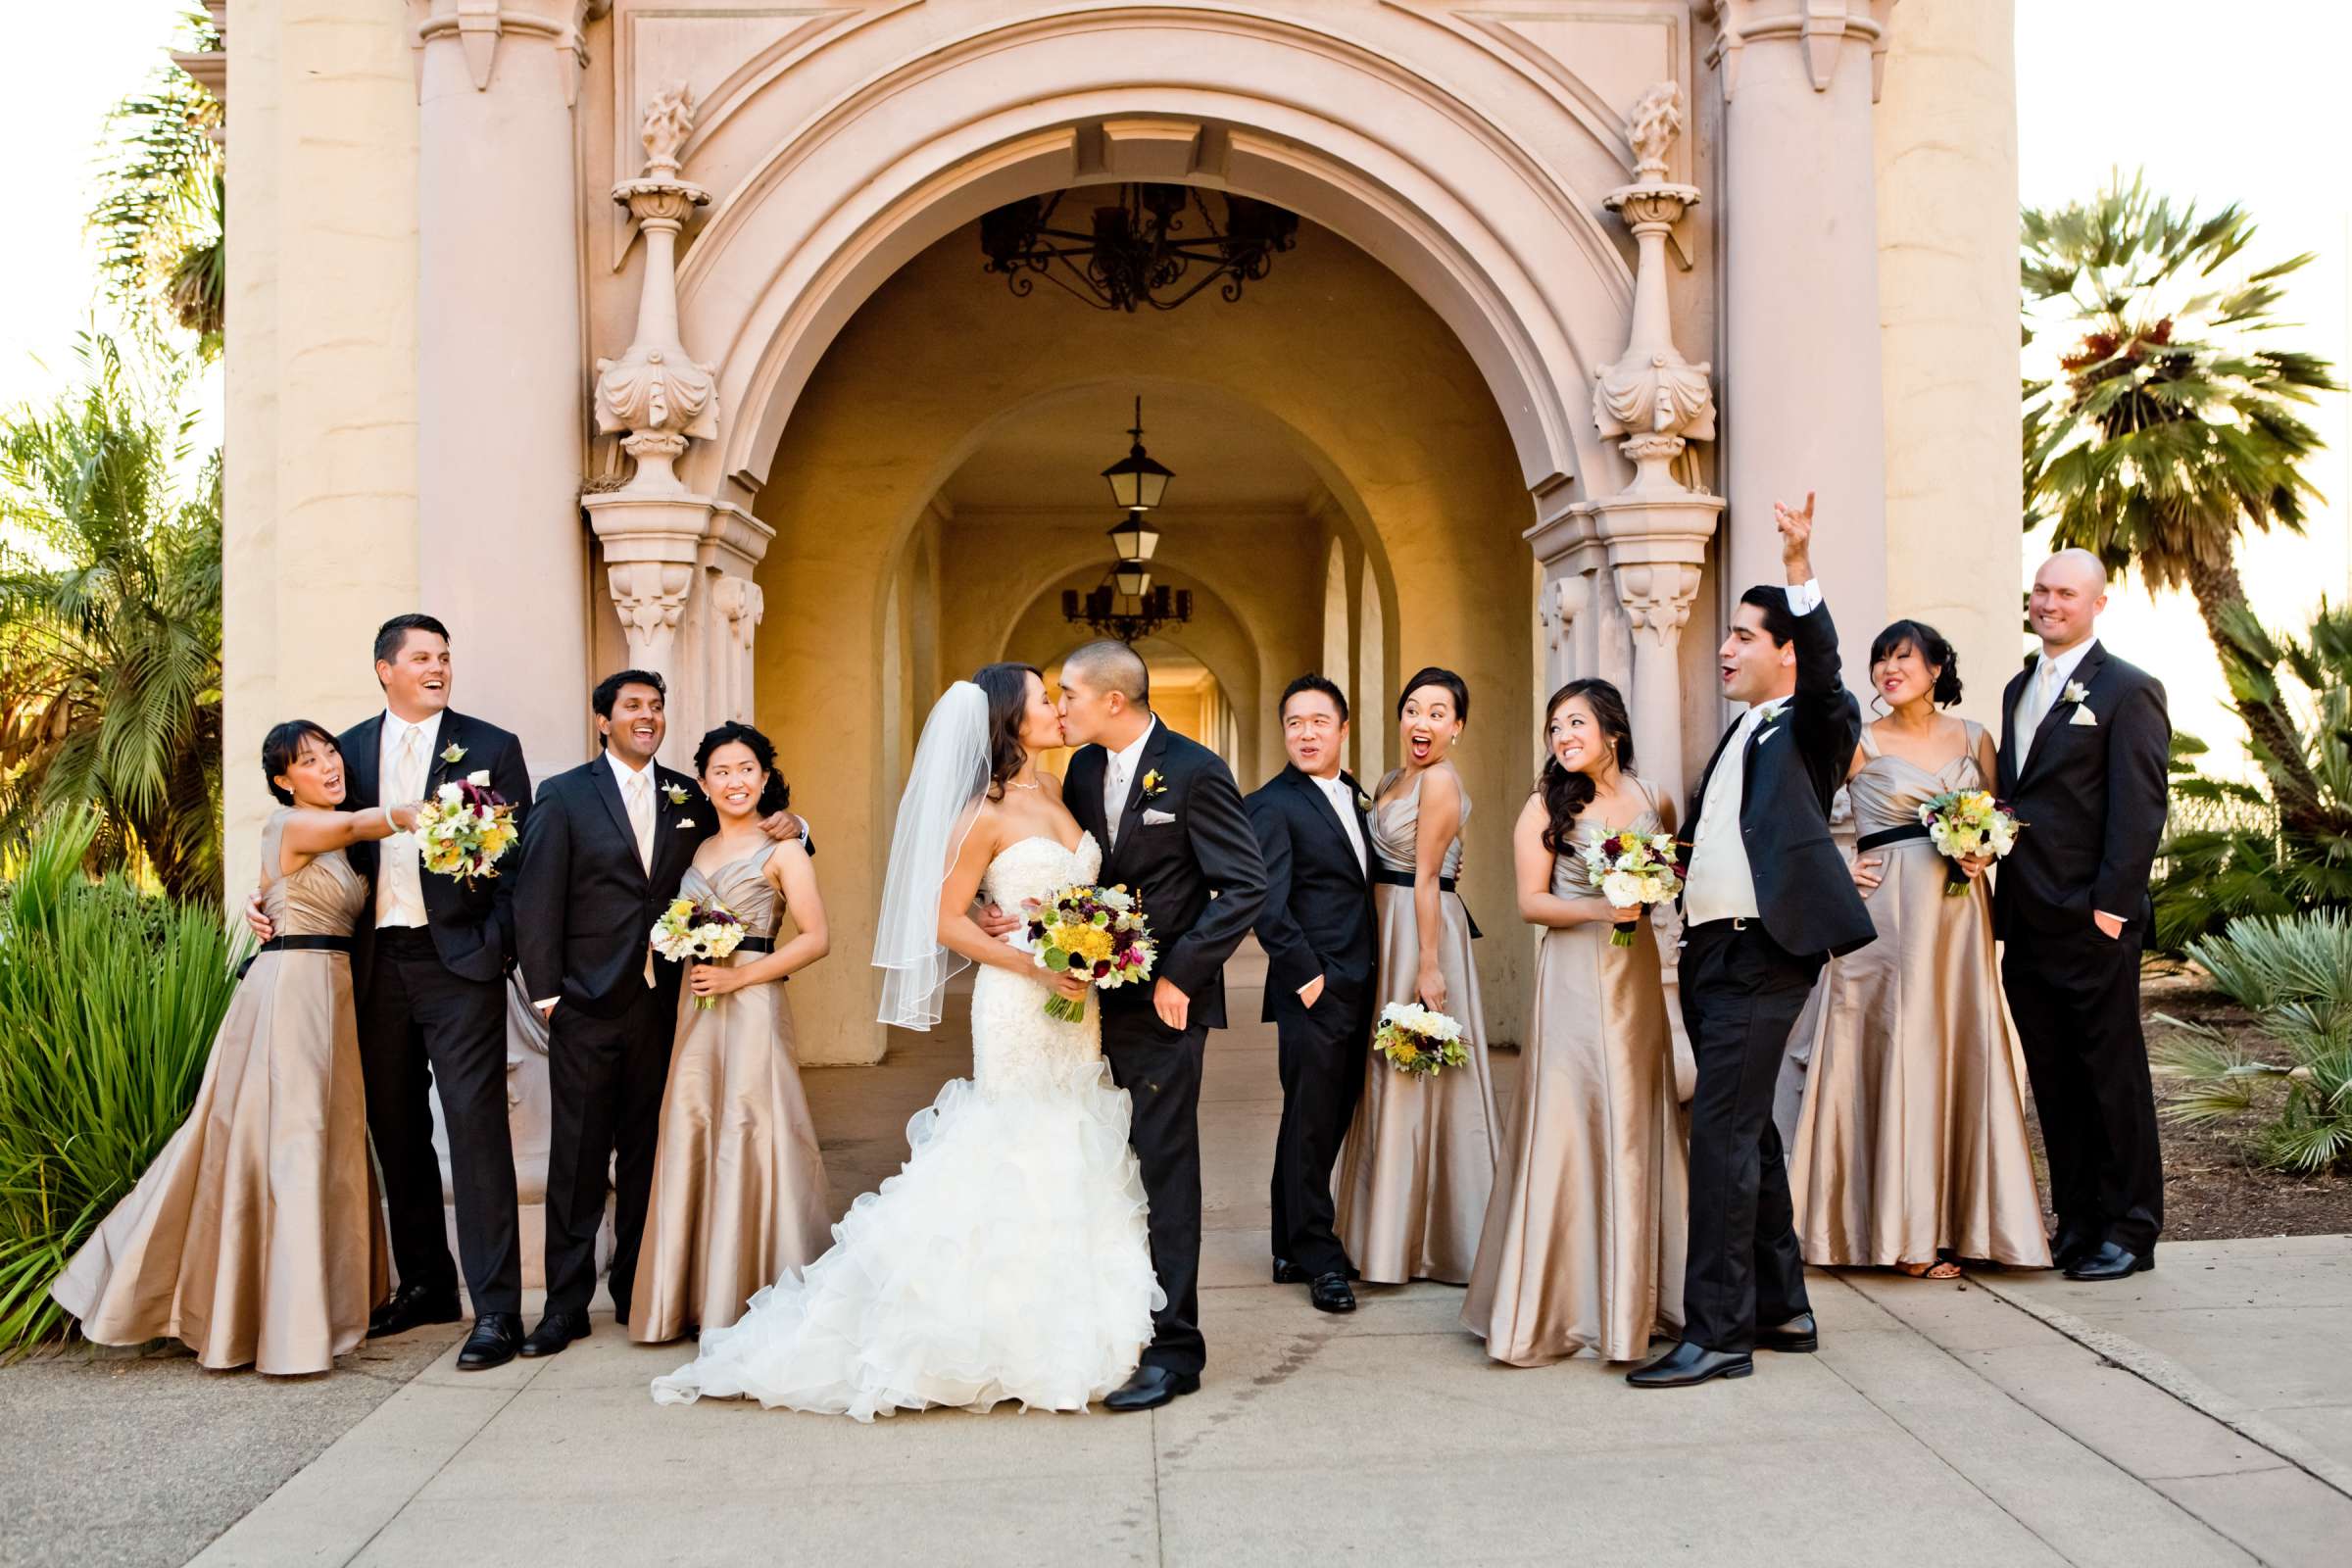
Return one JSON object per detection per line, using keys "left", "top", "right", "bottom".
{"left": 674, "top": 816, "right": 698, "bottom": 828}
{"left": 2069, "top": 706, "right": 2098, "bottom": 727}
{"left": 1140, "top": 808, "right": 1178, "bottom": 826}
{"left": 1755, "top": 725, "right": 1785, "bottom": 745}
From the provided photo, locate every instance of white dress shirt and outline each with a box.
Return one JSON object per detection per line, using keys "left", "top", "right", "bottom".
{"left": 1102, "top": 718, "right": 1158, "bottom": 844}
{"left": 1682, "top": 580, "right": 1822, "bottom": 928}
{"left": 374, "top": 710, "right": 442, "bottom": 929}
{"left": 1309, "top": 770, "right": 1368, "bottom": 873}
{"left": 2015, "top": 637, "right": 2095, "bottom": 765}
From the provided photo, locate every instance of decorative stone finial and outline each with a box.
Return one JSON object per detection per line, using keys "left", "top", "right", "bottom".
{"left": 639, "top": 82, "right": 696, "bottom": 178}
{"left": 1627, "top": 82, "right": 1682, "bottom": 183}
{"left": 1592, "top": 82, "right": 1715, "bottom": 495}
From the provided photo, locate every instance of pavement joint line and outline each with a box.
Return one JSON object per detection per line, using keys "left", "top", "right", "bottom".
{"left": 1809, "top": 1277, "right": 2082, "bottom": 1567}
{"left": 1963, "top": 1268, "right": 2352, "bottom": 1504}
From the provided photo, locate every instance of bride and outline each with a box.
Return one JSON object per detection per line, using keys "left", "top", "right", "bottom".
{"left": 651, "top": 663, "right": 1161, "bottom": 1419}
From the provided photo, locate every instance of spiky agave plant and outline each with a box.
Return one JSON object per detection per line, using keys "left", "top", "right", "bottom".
{"left": 2154, "top": 908, "right": 2352, "bottom": 1173}
{"left": 0, "top": 810, "right": 245, "bottom": 1354}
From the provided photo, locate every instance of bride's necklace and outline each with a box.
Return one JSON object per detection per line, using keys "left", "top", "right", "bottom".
{"left": 1005, "top": 773, "right": 1042, "bottom": 792}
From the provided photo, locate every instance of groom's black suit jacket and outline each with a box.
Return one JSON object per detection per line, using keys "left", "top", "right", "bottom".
{"left": 514, "top": 755, "right": 710, "bottom": 1019}
{"left": 1683, "top": 595, "right": 1876, "bottom": 960}
{"left": 336, "top": 708, "right": 531, "bottom": 987}
{"left": 1064, "top": 721, "right": 1268, "bottom": 1032}
{"left": 1246, "top": 765, "right": 1378, "bottom": 1026}
{"left": 1993, "top": 641, "right": 2170, "bottom": 939}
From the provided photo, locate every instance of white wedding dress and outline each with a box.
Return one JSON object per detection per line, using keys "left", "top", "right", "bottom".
{"left": 651, "top": 831, "right": 1161, "bottom": 1420}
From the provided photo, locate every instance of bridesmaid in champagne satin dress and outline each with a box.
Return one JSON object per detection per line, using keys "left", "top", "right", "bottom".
{"left": 631, "top": 724, "right": 832, "bottom": 1343}
{"left": 1336, "top": 669, "right": 1499, "bottom": 1286}
{"left": 52, "top": 722, "right": 406, "bottom": 1375}
{"left": 1465, "top": 680, "right": 1687, "bottom": 1363}
{"left": 1789, "top": 621, "right": 2051, "bottom": 1275}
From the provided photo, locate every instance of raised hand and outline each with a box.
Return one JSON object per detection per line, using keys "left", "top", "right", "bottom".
{"left": 1774, "top": 491, "right": 1816, "bottom": 569}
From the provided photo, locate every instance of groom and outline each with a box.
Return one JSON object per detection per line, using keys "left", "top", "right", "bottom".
{"left": 1057, "top": 640, "right": 1267, "bottom": 1409}
{"left": 1630, "top": 493, "right": 1876, "bottom": 1390}
{"left": 1996, "top": 549, "right": 2170, "bottom": 1281}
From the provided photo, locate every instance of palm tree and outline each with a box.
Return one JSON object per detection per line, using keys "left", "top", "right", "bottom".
{"left": 0, "top": 336, "right": 222, "bottom": 904}
{"left": 2022, "top": 171, "right": 2343, "bottom": 833}
{"left": 88, "top": 12, "right": 224, "bottom": 358}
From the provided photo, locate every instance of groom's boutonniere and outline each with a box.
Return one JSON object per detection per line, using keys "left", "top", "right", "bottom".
{"left": 662, "top": 782, "right": 690, "bottom": 807}
{"left": 1754, "top": 700, "right": 1788, "bottom": 738}
{"left": 2062, "top": 680, "right": 2089, "bottom": 707}
{"left": 1355, "top": 788, "right": 1374, "bottom": 813}
{"left": 1140, "top": 769, "right": 1167, "bottom": 801}
{"left": 439, "top": 743, "right": 466, "bottom": 765}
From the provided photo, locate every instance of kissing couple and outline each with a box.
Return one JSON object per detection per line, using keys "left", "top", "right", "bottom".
{"left": 654, "top": 640, "right": 1268, "bottom": 1418}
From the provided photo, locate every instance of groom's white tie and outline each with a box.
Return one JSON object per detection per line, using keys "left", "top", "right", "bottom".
{"left": 2017, "top": 656, "right": 2062, "bottom": 765}
{"left": 623, "top": 766, "right": 655, "bottom": 871}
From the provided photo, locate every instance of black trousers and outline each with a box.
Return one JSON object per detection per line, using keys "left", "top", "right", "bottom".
{"left": 543, "top": 983, "right": 675, "bottom": 1318}
{"left": 1678, "top": 919, "right": 1820, "bottom": 1353}
{"left": 1103, "top": 1010, "right": 1207, "bottom": 1376}
{"left": 2002, "top": 925, "right": 2163, "bottom": 1255}
{"left": 1269, "top": 993, "right": 1368, "bottom": 1278}
{"left": 358, "top": 927, "right": 522, "bottom": 1314}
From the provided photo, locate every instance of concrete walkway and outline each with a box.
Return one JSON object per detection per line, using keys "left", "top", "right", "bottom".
{"left": 52, "top": 978, "right": 2352, "bottom": 1567}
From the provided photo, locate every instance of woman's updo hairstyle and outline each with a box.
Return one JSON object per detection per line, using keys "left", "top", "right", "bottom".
{"left": 1868, "top": 618, "right": 1963, "bottom": 708}
{"left": 693, "top": 721, "right": 791, "bottom": 815}
{"left": 1536, "top": 680, "right": 1636, "bottom": 856}
{"left": 262, "top": 719, "right": 340, "bottom": 806}
{"left": 971, "top": 662, "right": 1044, "bottom": 800}
{"left": 1397, "top": 666, "right": 1471, "bottom": 724}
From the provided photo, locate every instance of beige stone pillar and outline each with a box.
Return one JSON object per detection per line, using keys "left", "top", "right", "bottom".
{"left": 412, "top": 0, "right": 597, "bottom": 768}
{"left": 1876, "top": 0, "right": 2020, "bottom": 719}
{"left": 1707, "top": 0, "right": 1895, "bottom": 655}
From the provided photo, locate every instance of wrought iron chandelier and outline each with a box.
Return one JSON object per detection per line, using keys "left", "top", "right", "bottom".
{"left": 1063, "top": 399, "right": 1193, "bottom": 643}
{"left": 981, "top": 184, "right": 1299, "bottom": 313}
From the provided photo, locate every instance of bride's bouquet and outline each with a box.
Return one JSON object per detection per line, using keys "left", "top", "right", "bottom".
{"left": 414, "top": 771, "right": 520, "bottom": 887}
{"left": 1373, "top": 1002, "right": 1468, "bottom": 1078}
{"left": 653, "top": 897, "right": 747, "bottom": 1007}
{"left": 1022, "top": 882, "right": 1155, "bottom": 1023}
{"left": 1579, "top": 827, "right": 1687, "bottom": 947}
{"left": 1917, "top": 787, "right": 2023, "bottom": 896}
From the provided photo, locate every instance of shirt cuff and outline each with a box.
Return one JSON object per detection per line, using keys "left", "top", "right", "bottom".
{"left": 1784, "top": 579, "right": 1823, "bottom": 616}
{"left": 2095, "top": 910, "right": 2128, "bottom": 926}
{"left": 1296, "top": 976, "right": 1320, "bottom": 999}
{"left": 534, "top": 996, "right": 559, "bottom": 1008}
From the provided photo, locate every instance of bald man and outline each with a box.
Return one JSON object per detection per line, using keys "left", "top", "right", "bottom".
{"left": 1995, "top": 549, "right": 2170, "bottom": 1282}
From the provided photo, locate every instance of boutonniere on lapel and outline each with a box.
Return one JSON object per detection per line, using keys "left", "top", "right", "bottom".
{"left": 662, "top": 782, "right": 690, "bottom": 807}
{"left": 2065, "top": 679, "right": 2098, "bottom": 726}
{"left": 1139, "top": 769, "right": 1167, "bottom": 802}
{"left": 1754, "top": 700, "right": 1788, "bottom": 741}
{"left": 439, "top": 743, "right": 466, "bottom": 765}
{"left": 1355, "top": 788, "right": 1374, "bottom": 814}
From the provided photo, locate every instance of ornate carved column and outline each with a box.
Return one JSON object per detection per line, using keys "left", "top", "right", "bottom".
{"left": 412, "top": 0, "right": 603, "bottom": 775}
{"left": 1705, "top": 0, "right": 1895, "bottom": 655}
{"left": 1579, "top": 82, "right": 1727, "bottom": 809}
{"left": 582, "top": 83, "right": 771, "bottom": 762}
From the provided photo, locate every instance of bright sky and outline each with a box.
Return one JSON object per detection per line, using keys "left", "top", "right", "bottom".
{"left": 1, "top": 1, "right": 2347, "bottom": 771}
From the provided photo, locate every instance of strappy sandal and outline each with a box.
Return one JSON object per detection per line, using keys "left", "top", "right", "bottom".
{"left": 1894, "top": 1257, "right": 1962, "bottom": 1280}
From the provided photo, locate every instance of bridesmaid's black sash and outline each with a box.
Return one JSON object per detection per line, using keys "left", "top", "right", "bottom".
{"left": 735, "top": 937, "right": 775, "bottom": 954}
{"left": 1854, "top": 823, "right": 1932, "bottom": 852}
{"left": 237, "top": 933, "right": 354, "bottom": 979}
{"left": 1369, "top": 867, "right": 1483, "bottom": 940}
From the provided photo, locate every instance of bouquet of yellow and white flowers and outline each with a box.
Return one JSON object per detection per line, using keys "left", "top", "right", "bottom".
{"left": 414, "top": 771, "right": 519, "bottom": 887}
{"left": 1021, "top": 882, "right": 1155, "bottom": 1023}
{"left": 652, "top": 897, "right": 746, "bottom": 1007}
{"left": 1917, "top": 788, "right": 2023, "bottom": 896}
{"left": 1373, "top": 1001, "right": 1468, "bottom": 1077}
{"left": 1579, "top": 827, "right": 1688, "bottom": 947}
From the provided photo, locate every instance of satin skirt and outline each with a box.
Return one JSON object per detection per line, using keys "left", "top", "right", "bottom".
{"left": 630, "top": 965, "right": 832, "bottom": 1343}
{"left": 1789, "top": 842, "right": 2052, "bottom": 1268}
{"left": 1463, "top": 916, "right": 1687, "bottom": 1363}
{"left": 49, "top": 952, "right": 390, "bottom": 1375}
{"left": 1335, "top": 884, "right": 1499, "bottom": 1285}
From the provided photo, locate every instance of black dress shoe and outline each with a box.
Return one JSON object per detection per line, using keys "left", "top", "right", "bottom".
{"left": 1273, "top": 1259, "right": 1361, "bottom": 1285}
{"left": 1756, "top": 1312, "right": 1818, "bottom": 1353}
{"left": 518, "top": 1308, "right": 591, "bottom": 1358}
{"left": 2051, "top": 1231, "right": 2099, "bottom": 1272}
{"left": 1626, "top": 1340, "right": 1753, "bottom": 1389}
{"left": 455, "top": 1312, "right": 523, "bottom": 1371}
{"left": 1103, "top": 1364, "right": 1200, "bottom": 1412}
{"left": 368, "top": 1283, "right": 462, "bottom": 1341}
{"left": 2064, "top": 1241, "right": 2154, "bottom": 1281}
{"left": 1308, "top": 1272, "right": 1356, "bottom": 1314}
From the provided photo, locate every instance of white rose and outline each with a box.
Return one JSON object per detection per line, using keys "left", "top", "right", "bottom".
{"left": 1601, "top": 870, "right": 1644, "bottom": 908}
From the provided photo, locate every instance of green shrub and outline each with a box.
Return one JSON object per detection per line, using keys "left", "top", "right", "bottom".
{"left": 0, "top": 809, "right": 246, "bottom": 1354}
{"left": 2153, "top": 908, "right": 2352, "bottom": 1173}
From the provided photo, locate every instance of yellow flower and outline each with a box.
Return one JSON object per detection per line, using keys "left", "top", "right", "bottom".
{"left": 1391, "top": 1040, "right": 1418, "bottom": 1064}
{"left": 1063, "top": 924, "right": 1114, "bottom": 965}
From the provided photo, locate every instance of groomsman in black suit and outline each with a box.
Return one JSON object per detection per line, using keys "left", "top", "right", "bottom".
{"left": 1631, "top": 494, "right": 1876, "bottom": 1390}
{"left": 248, "top": 614, "right": 533, "bottom": 1370}
{"left": 513, "top": 669, "right": 804, "bottom": 1358}
{"left": 1247, "top": 675, "right": 1378, "bottom": 1315}
{"left": 1056, "top": 641, "right": 1267, "bottom": 1410}
{"left": 1996, "top": 549, "right": 2170, "bottom": 1281}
